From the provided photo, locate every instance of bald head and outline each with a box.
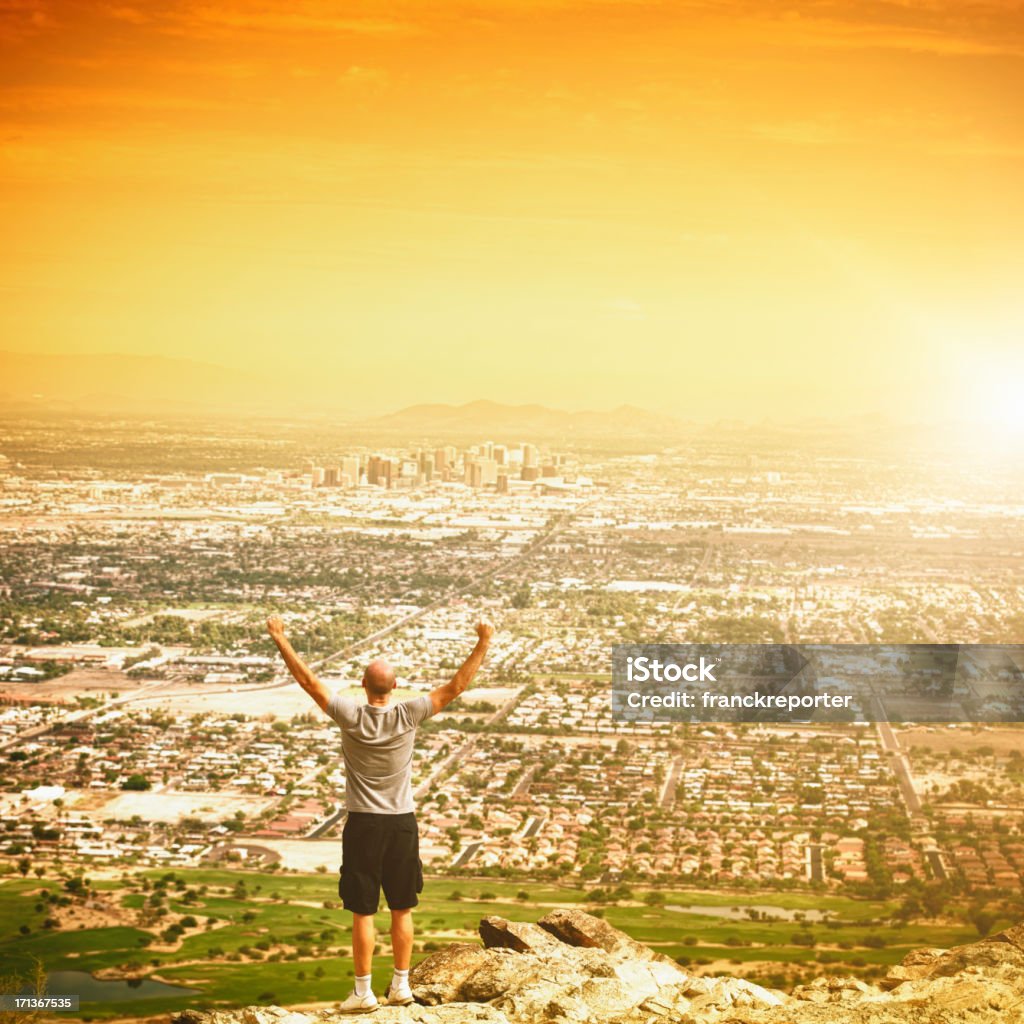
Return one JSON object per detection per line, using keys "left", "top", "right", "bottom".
{"left": 362, "top": 659, "right": 397, "bottom": 699}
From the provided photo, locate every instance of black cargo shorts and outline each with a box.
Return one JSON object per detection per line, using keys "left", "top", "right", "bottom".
{"left": 339, "top": 811, "right": 424, "bottom": 915}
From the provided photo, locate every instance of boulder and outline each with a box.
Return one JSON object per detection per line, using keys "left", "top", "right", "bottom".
{"left": 683, "top": 977, "right": 786, "bottom": 1023}
{"left": 353, "top": 1008, "right": 512, "bottom": 1024}
{"left": 479, "top": 916, "right": 566, "bottom": 955}
{"left": 240, "top": 1012, "right": 310, "bottom": 1024}
{"left": 927, "top": 938, "right": 1024, "bottom": 978}
{"left": 792, "top": 975, "right": 880, "bottom": 1003}
{"left": 881, "top": 946, "right": 948, "bottom": 990}
{"left": 635, "top": 987, "right": 696, "bottom": 1019}
{"left": 493, "top": 978, "right": 591, "bottom": 1023}
{"left": 459, "top": 949, "right": 529, "bottom": 1002}
{"left": 994, "top": 922, "right": 1024, "bottom": 952}
{"left": 406, "top": 1007, "right": 511, "bottom": 1024}
{"left": 537, "top": 908, "right": 681, "bottom": 969}
{"left": 887, "top": 971, "right": 1024, "bottom": 1016}
{"left": 611, "top": 957, "right": 689, "bottom": 997}
{"left": 409, "top": 943, "right": 498, "bottom": 1004}
{"left": 900, "top": 946, "right": 948, "bottom": 967}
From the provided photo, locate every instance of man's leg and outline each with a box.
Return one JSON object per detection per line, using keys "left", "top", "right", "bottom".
{"left": 339, "top": 814, "right": 383, "bottom": 1012}
{"left": 351, "top": 912, "right": 375, "bottom": 977}
{"left": 380, "top": 815, "right": 420, "bottom": 1004}
{"left": 390, "top": 908, "right": 413, "bottom": 971}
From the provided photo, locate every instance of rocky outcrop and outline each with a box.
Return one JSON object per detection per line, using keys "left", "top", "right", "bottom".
{"left": 406, "top": 911, "right": 740, "bottom": 1021}
{"left": 174, "top": 911, "right": 1024, "bottom": 1024}
{"left": 535, "top": 908, "right": 676, "bottom": 966}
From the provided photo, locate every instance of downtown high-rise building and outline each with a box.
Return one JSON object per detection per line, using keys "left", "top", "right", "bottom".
{"left": 367, "top": 456, "right": 395, "bottom": 488}
{"left": 341, "top": 456, "right": 361, "bottom": 487}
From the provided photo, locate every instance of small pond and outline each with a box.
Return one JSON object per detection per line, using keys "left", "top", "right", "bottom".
{"left": 40, "top": 971, "right": 198, "bottom": 1003}
{"left": 664, "top": 904, "right": 833, "bottom": 922}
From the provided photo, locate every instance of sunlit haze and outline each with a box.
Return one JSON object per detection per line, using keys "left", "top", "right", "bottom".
{"left": 2, "top": 1, "right": 1023, "bottom": 420}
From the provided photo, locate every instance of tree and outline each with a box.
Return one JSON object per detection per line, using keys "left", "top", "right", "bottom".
{"left": 122, "top": 774, "right": 151, "bottom": 791}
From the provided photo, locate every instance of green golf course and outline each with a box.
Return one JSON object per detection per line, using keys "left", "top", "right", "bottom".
{"left": 0, "top": 870, "right": 977, "bottom": 1019}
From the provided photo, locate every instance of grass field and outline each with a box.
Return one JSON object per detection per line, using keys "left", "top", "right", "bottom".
{"left": 0, "top": 871, "right": 978, "bottom": 1019}
{"left": 897, "top": 725, "right": 1024, "bottom": 756}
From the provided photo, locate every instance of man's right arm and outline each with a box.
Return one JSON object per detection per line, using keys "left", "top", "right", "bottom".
{"left": 266, "top": 615, "right": 334, "bottom": 714}
{"left": 428, "top": 620, "right": 494, "bottom": 715}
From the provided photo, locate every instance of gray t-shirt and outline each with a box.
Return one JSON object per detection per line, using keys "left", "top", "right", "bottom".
{"left": 326, "top": 693, "right": 435, "bottom": 814}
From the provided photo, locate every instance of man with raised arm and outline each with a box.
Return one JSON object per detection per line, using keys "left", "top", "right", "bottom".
{"left": 265, "top": 615, "right": 494, "bottom": 1013}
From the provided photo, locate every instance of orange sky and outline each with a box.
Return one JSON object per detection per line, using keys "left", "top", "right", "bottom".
{"left": 2, "top": 0, "right": 1023, "bottom": 420}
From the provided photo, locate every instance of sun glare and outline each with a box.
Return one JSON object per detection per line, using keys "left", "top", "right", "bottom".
{"left": 963, "top": 359, "right": 1024, "bottom": 452}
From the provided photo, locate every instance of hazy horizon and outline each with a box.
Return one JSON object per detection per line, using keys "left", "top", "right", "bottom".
{"left": 1, "top": 346, "right": 1020, "bottom": 438}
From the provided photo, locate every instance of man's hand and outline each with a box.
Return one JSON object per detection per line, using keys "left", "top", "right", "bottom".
{"left": 476, "top": 619, "right": 494, "bottom": 644}
{"left": 266, "top": 615, "right": 285, "bottom": 639}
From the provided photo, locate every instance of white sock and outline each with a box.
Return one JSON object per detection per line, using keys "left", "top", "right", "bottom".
{"left": 391, "top": 968, "right": 410, "bottom": 992}
{"left": 354, "top": 974, "right": 372, "bottom": 997}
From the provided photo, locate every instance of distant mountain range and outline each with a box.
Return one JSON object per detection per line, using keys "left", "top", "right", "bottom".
{"left": 374, "top": 399, "right": 683, "bottom": 438}
{"left": 0, "top": 353, "right": 932, "bottom": 449}
{"left": 0, "top": 352, "right": 684, "bottom": 438}
{"left": 0, "top": 351, "right": 284, "bottom": 415}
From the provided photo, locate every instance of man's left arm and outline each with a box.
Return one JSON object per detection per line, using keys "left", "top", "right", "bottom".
{"left": 266, "top": 616, "right": 333, "bottom": 713}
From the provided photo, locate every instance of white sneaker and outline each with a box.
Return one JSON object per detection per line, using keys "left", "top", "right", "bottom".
{"left": 385, "top": 985, "right": 414, "bottom": 1006}
{"left": 339, "top": 990, "right": 379, "bottom": 1014}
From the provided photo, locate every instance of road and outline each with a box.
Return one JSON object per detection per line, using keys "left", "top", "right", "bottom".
{"left": 659, "top": 756, "right": 683, "bottom": 808}
{"left": 874, "top": 709, "right": 924, "bottom": 816}
{"left": 873, "top": 701, "right": 957, "bottom": 883}
{"left": 806, "top": 843, "right": 824, "bottom": 883}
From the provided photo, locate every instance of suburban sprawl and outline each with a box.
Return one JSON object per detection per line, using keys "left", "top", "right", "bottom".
{"left": 1, "top": 413, "right": 1023, "bottom": 1014}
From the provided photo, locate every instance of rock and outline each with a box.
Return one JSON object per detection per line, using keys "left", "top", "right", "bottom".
{"left": 927, "top": 938, "right": 1024, "bottom": 978}
{"left": 685, "top": 976, "right": 785, "bottom": 1020}
{"left": 479, "top": 916, "right": 566, "bottom": 955}
{"left": 637, "top": 986, "right": 695, "bottom": 1020}
{"left": 880, "top": 937, "right": 1024, "bottom": 991}
{"left": 889, "top": 971, "right": 1024, "bottom": 1015}
{"left": 578, "top": 976, "right": 652, "bottom": 1017}
{"left": 459, "top": 949, "right": 527, "bottom": 1002}
{"left": 414, "top": 1008, "right": 511, "bottom": 1024}
{"left": 994, "top": 922, "right": 1024, "bottom": 952}
{"left": 681, "top": 977, "right": 714, "bottom": 998}
{"left": 348, "top": 1007, "right": 512, "bottom": 1024}
{"left": 537, "top": 908, "right": 682, "bottom": 970}
{"left": 793, "top": 975, "right": 880, "bottom": 1003}
{"left": 493, "top": 978, "right": 588, "bottom": 1023}
{"left": 242, "top": 1011, "right": 300, "bottom": 1024}
{"left": 900, "top": 946, "right": 948, "bottom": 968}
{"left": 881, "top": 945, "right": 949, "bottom": 989}
{"left": 409, "top": 943, "right": 498, "bottom": 1004}
{"left": 610, "top": 957, "right": 687, "bottom": 998}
